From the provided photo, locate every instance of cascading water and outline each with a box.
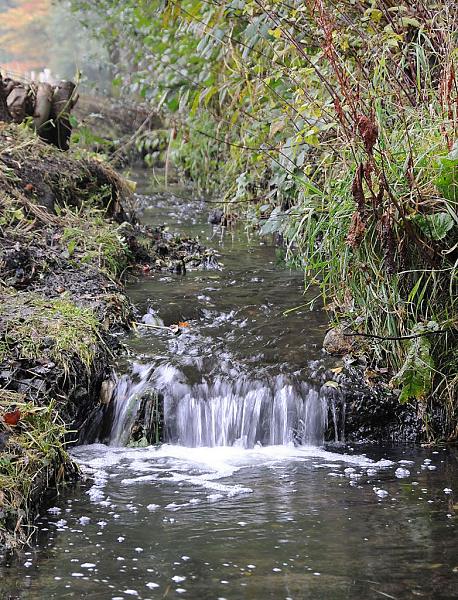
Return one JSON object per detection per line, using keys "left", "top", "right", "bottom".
{"left": 108, "top": 363, "right": 155, "bottom": 446}
{"left": 106, "top": 362, "right": 328, "bottom": 448}
{"left": 89, "top": 185, "right": 337, "bottom": 451}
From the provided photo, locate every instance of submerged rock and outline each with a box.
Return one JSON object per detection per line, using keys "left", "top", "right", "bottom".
{"left": 208, "top": 208, "right": 224, "bottom": 225}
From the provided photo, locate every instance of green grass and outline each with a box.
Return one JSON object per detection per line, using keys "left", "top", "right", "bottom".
{"left": 61, "top": 209, "right": 131, "bottom": 278}
{"left": 0, "top": 291, "right": 100, "bottom": 372}
{"left": 0, "top": 390, "right": 73, "bottom": 548}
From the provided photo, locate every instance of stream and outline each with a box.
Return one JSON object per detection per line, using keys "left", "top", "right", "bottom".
{"left": 1, "top": 176, "right": 457, "bottom": 599}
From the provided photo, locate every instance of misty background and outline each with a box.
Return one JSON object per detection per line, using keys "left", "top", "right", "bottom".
{"left": 0, "top": 0, "right": 110, "bottom": 90}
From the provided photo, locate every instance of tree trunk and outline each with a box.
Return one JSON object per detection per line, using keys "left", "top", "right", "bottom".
{"left": 40, "top": 81, "right": 78, "bottom": 151}
{"left": 33, "top": 82, "right": 53, "bottom": 130}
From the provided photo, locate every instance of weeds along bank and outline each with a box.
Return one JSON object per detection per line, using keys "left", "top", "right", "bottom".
{"left": 0, "top": 122, "right": 136, "bottom": 548}
{"left": 70, "top": 0, "right": 458, "bottom": 439}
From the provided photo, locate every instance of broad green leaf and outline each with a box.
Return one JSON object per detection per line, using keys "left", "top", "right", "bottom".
{"left": 392, "top": 332, "right": 434, "bottom": 404}
{"left": 411, "top": 212, "right": 455, "bottom": 241}
{"left": 260, "top": 207, "right": 285, "bottom": 235}
{"left": 436, "top": 141, "right": 458, "bottom": 201}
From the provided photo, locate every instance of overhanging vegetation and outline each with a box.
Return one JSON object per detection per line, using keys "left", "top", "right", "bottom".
{"left": 68, "top": 0, "right": 457, "bottom": 439}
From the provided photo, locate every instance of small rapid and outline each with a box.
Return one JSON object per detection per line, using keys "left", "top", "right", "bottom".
{"left": 107, "top": 363, "right": 328, "bottom": 448}
{"left": 88, "top": 182, "right": 335, "bottom": 451}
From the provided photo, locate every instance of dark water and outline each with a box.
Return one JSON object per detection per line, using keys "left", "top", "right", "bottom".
{"left": 122, "top": 184, "right": 329, "bottom": 372}
{"left": 1, "top": 177, "right": 457, "bottom": 599}
{"left": 1, "top": 445, "right": 457, "bottom": 599}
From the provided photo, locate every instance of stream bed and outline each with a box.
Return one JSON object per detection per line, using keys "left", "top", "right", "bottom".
{"left": 1, "top": 177, "right": 457, "bottom": 600}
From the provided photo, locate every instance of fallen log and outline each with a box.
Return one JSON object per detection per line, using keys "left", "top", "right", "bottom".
{"left": 0, "top": 74, "right": 78, "bottom": 150}
{"left": 40, "top": 81, "right": 79, "bottom": 151}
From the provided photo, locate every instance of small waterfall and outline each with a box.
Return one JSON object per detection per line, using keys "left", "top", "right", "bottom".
{"left": 109, "top": 363, "right": 154, "bottom": 446}
{"left": 105, "top": 363, "right": 328, "bottom": 448}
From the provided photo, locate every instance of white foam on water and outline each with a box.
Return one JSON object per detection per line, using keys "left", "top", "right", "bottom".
{"left": 395, "top": 467, "right": 411, "bottom": 478}
{"left": 73, "top": 442, "right": 394, "bottom": 470}
{"left": 71, "top": 442, "right": 394, "bottom": 506}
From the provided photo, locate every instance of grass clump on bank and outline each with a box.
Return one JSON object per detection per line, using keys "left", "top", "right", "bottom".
{"left": 61, "top": 209, "right": 131, "bottom": 279}
{"left": 0, "top": 291, "right": 100, "bottom": 371}
{"left": 0, "top": 390, "right": 73, "bottom": 548}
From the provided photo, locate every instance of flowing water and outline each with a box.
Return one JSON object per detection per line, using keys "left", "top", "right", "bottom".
{"left": 1, "top": 176, "right": 457, "bottom": 599}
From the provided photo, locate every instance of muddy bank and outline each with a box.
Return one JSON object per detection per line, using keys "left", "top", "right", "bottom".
{"left": 0, "top": 123, "right": 213, "bottom": 549}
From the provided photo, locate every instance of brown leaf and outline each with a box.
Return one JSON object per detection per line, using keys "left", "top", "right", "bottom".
{"left": 3, "top": 409, "right": 21, "bottom": 426}
{"left": 346, "top": 211, "right": 366, "bottom": 248}
{"left": 357, "top": 114, "right": 378, "bottom": 154}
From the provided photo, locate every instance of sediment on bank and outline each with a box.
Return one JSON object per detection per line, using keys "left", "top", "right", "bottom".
{"left": 0, "top": 123, "right": 214, "bottom": 549}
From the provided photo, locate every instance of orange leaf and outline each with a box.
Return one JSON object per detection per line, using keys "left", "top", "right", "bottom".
{"left": 178, "top": 321, "right": 189, "bottom": 328}
{"left": 3, "top": 409, "right": 21, "bottom": 426}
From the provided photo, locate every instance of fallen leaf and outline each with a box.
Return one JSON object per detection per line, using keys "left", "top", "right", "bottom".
{"left": 3, "top": 409, "right": 21, "bottom": 426}
{"left": 364, "top": 369, "right": 379, "bottom": 386}
{"left": 324, "top": 381, "right": 339, "bottom": 389}
{"left": 24, "top": 183, "right": 34, "bottom": 192}
{"left": 330, "top": 366, "right": 343, "bottom": 374}
{"left": 178, "top": 321, "right": 189, "bottom": 328}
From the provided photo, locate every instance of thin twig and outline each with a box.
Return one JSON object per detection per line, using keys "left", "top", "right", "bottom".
{"left": 344, "top": 329, "right": 451, "bottom": 341}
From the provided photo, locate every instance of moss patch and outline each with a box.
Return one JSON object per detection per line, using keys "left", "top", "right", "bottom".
{"left": 0, "top": 291, "right": 100, "bottom": 371}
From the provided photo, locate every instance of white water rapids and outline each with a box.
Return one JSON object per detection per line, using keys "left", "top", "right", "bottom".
{"left": 108, "top": 362, "right": 329, "bottom": 448}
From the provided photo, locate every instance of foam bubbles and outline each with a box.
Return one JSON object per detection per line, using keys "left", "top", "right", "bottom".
{"left": 395, "top": 468, "right": 410, "bottom": 478}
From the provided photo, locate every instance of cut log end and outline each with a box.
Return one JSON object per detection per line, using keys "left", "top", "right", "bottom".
{"left": 0, "top": 74, "right": 78, "bottom": 150}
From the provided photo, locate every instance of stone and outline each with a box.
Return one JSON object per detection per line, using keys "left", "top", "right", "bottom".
{"left": 323, "top": 325, "right": 356, "bottom": 355}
